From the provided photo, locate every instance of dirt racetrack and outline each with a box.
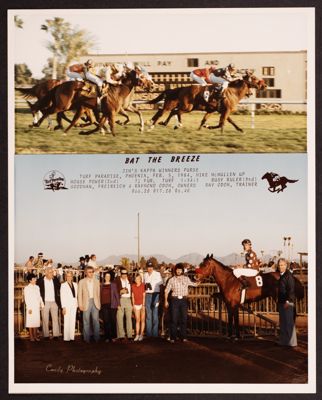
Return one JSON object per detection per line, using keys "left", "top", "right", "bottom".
{"left": 15, "top": 334, "right": 307, "bottom": 384}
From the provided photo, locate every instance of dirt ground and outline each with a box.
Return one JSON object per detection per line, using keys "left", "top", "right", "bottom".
{"left": 15, "top": 333, "right": 308, "bottom": 384}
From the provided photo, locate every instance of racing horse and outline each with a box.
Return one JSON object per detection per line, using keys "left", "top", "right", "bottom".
{"left": 196, "top": 254, "right": 304, "bottom": 338}
{"left": 16, "top": 79, "right": 64, "bottom": 126}
{"left": 261, "top": 172, "right": 299, "bottom": 193}
{"left": 115, "top": 72, "right": 155, "bottom": 132}
{"left": 83, "top": 70, "right": 146, "bottom": 136}
{"left": 147, "top": 72, "right": 266, "bottom": 133}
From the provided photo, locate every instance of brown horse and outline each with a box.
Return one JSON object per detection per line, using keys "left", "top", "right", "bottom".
{"left": 17, "top": 79, "right": 65, "bottom": 125}
{"left": 147, "top": 73, "right": 266, "bottom": 133}
{"left": 262, "top": 172, "right": 299, "bottom": 193}
{"left": 196, "top": 254, "right": 304, "bottom": 338}
{"left": 83, "top": 70, "right": 145, "bottom": 136}
{"left": 115, "top": 73, "right": 155, "bottom": 132}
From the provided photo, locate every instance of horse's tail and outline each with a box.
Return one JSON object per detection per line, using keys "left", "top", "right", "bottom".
{"left": 145, "top": 92, "right": 166, "bottom": 104}
{"left": 16, "top": 87, "right": 36, "bottom": 99}
{"left": 286, "top": 179, "right": 298, "bottom": 184}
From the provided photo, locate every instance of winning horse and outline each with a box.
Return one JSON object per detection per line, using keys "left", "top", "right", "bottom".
{"left": 196, "top": 254, "right": 304, "bottom": 338}
{"left": 262, "top": 172, "right": 299, "bottom": 193}
{"left": 147, "top": 72, "right": 266, "bottom": 132}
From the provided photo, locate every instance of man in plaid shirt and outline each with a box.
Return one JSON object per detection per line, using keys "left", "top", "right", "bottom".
{"left": 164, "top": 263, "right": 199, "bottom": 343}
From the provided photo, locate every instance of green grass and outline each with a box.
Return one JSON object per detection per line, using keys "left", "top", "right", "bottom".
{"left": 15, "top": 109, "right": 307, "bottom": 154}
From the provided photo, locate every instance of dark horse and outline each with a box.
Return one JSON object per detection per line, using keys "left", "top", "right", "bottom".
{"left": 196, "top": 254, "right": 304, "bottom": 338}
{"left": 262, "top": 172, "right": 299, "bottom": 193}
{"left": 16, "top": 79, "right": 64, "bottom": 126}
{"left": 147, "top": 73, "right": 267, "bottom": 133}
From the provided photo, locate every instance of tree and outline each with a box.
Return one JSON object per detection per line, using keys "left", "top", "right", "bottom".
{"left": 139, "top": 256, "right": 147, "bottom": 270}
{"left": 14, "top": 16, "right": 23, "bottom": 29}
{"left": 41, "top": 17, "right": 95, "bottom": 79}
{"left": 147, "top": 257, "right": 159, "bottom": 269}
{"left": 15, "top": 64, "right": 33, "bottom": 85}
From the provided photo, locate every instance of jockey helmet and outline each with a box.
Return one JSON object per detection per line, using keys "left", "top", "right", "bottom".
{"left": 124, "top": 61, "right": 134, "bottom": 70}
{"left": 242, "top": 239, "right": 252, "bottom": 246}
{"left": 228, "top": 63, "right": 236, "bottom": 70}
{"left": 85, "top": 59, "right": 94, "bottom": 67}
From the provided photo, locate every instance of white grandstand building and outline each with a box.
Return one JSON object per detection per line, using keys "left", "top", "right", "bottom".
{"left": 80, "top": 51, "right": 307, "bottom": 112}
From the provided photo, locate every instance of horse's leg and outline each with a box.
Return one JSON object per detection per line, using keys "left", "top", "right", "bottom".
{"left": 227, "top": 306, "right": 233, "bottom": 338}
{"left": 234, "top": 306, "right": 240, "bottom": 339}
{"left": 116, "top": 108, "right": 130, "bottom": 126}
{"left": 227, "top": 116, "right": 244, "bottom": 133}
{"left": 125, "top": 105, "right": 144, "bottom": 132}
{"left": 64, "top": 107, "right": 85, "bottom": 134}
{"left": 207, "top": 109, "right": 229, "bottom": 133}
{"left": 160, "top": 108, "right": 179, "bottom": 127}
{"left": 174, "top": 110, "right": 184, "bottom": 129}
{"left": 147, "top": 108, "right": 165, "bottom": 130}
{"left": 108, "top": 111, "right": 116, "bottom": 137}
{"left": 198, "top": 112, "right": 212, "bottom": 130}
{"left": 54, "top": 112, "right": 64, "bottom": 130}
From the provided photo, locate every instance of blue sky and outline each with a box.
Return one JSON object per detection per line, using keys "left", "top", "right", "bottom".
{"left": 14, "top": 153, "right": 307, "bottom": 264}
{"left": 9, "top": 8, "right": 312, "bottom": 78}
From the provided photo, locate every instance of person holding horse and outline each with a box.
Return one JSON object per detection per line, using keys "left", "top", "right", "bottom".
{"left": 277, "top": 258, "right": 297, "bottom": 347}
{"left": 164, "top": 263, "right": 199, "bottom": 343}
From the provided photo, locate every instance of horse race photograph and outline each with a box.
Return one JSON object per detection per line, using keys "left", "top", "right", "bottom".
{"left": 11, "top": 9, "right": 308, "bottom": 155}
{"left": 8, "top": 6, "right": 315, "bottom": 396}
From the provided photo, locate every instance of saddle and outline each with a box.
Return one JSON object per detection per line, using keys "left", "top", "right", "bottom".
{"left": 80, "top": 81, "right": 98, "bottom": 98}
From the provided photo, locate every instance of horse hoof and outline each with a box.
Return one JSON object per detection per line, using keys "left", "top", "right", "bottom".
{"left": 174, "top": 126, "right": 179, "bottom": 130}
{"left": 62, "top": 132, "right": 67, "bottom": 136}
{"left": 158, "top": 121, "right": 166, "bottom": 126}
{"left": 139, "top": 128, "right": 144, "bottom": 133}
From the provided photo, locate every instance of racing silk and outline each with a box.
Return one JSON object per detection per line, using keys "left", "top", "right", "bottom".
{"left": 245, "top": 250, "right": 261, "bottom": 270}
{"left": 69, "top": 63, "right": 85, "bottom": 74}
{"left": 192, "top": 68, "right": 212, "bottom": 83}
{"left": 213, "top": 67, "right": 236, "bottom": 82}
{"left": 98, "top": 65, "right": 121, "bottom": 85}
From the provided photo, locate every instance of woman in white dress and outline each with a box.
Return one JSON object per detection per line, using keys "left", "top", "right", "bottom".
{"left": 23, "top": 273, "right": 44, "bottom": 341}
{"left": 60, "top": 271, "right": 78, "bottom": 341}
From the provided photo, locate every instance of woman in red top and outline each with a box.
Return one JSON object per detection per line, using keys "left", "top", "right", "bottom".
{"left": 131, "top": 274, "right": 146, "bottom": 341}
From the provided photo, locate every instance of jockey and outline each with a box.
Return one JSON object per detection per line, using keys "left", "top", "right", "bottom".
{"left": 270, "top": 172, "right": 281, "bottom": 182}
{"left": 209, "top": 63, "right": 239, "bottom": 96}
{"left": 98, "top": 63, "right": 123, "bottom": 86}
{"left": 190, "top": 64, "right": 219, "bottom": 102}
{"left": 66, "top": 61, "right": 86, "bottom": 81}
{"left": 83, "top": 59, "right": 104, "bottom": 97}
{"left": 233, "top": 239, "right": 261, "bottom": 289}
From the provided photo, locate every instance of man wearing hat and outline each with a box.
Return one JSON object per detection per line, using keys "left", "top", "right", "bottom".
{"left": 143, "top": 260, "right": 163, "bottom": 338}
{"left": 164, "top": 263, "right": 198, "bottom": 343}
{"left": 114, "top": 268, "right": 133, "bottom": 341}
{"left": 36, "top": 266, "right": 61, "bottom": 340}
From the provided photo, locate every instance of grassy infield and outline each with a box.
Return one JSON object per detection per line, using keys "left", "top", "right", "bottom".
{"left": 15, "top": 109, "right": 307, "bottom": 154}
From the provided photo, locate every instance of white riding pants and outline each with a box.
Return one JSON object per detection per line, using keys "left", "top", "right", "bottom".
{"left": 85, "top": 71, "right": 103, "bottom": 88}
{"left": 66, "top": 70, "right": 84, "bottom": 81}
{"left": 233, "top": 268, "right": 259, "bottom": 279}
{"left": 190, "top": 72, "right": 207, "bottom": 85}
{"left": 209, "top": 74, "right": 229, "bottom": 89}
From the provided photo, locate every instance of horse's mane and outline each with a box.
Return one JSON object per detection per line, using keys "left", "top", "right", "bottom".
{"left": 205, "top": 256, "right": 234, "bottom": 274}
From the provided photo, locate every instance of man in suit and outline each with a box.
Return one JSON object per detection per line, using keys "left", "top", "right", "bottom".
{"left": 78, "top": 266, "right": 101, "bottom": 343}
{"left": 37, "top": 266, "right": 61, "bottom": 340}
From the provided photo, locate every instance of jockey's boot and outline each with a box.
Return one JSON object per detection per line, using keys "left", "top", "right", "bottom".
{"left": 239, "top": 277, "right": 250, "bottom": 290}
{"left": 203, "top": 89, "right": 210, "bottom": 102}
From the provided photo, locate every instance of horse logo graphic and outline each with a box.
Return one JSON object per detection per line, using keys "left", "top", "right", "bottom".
{"left": 43, "top": 170, "right": 68, "bottom": 191}
{"left": 262, "top": 172, "right": 298, "bottom": 193}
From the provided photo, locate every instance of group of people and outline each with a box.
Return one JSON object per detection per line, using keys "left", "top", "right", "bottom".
{"left": 23, "top": 257, "right": 198, "bottom": 344}
{"left": 64, "top": 58, "right": 240, "bottom": 104}
{"left": 65, "top": 59, "right": 149, "bottom": 98}
{"left": 22, "top": 240, "right": 298, "bottom": 347}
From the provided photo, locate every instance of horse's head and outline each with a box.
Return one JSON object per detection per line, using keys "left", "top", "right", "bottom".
{"left": 195, "top": 253, "right": 214, "bottom": 281}
{"left": 138, "top": 72, "right": 155, "bottom": 92}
